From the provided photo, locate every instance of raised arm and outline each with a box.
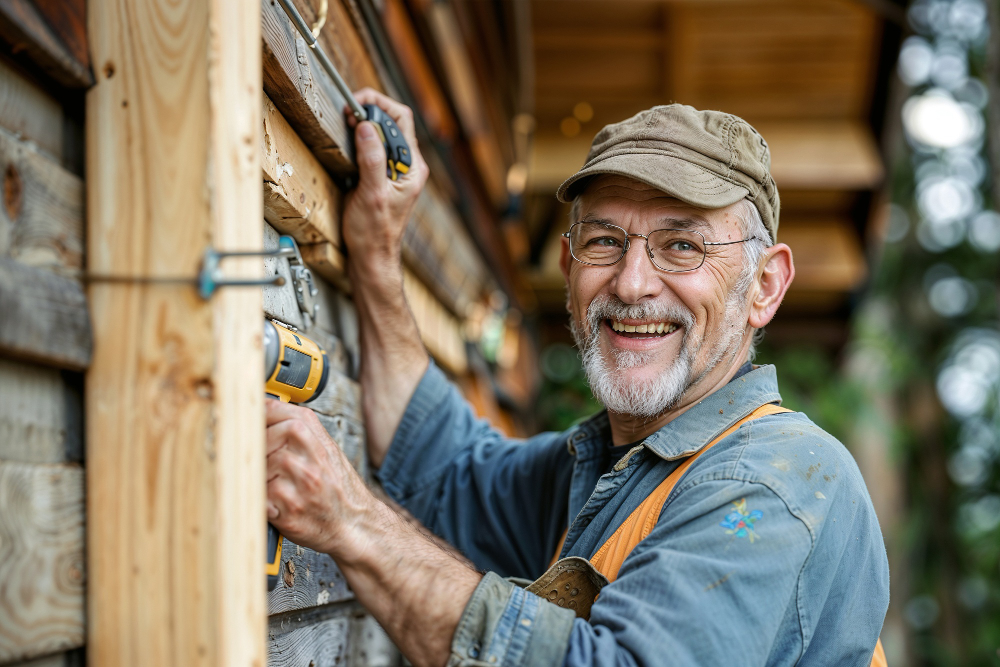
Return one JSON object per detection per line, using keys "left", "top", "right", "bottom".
{"left": 341, "top": 89, "right": 430, "bottom": 468}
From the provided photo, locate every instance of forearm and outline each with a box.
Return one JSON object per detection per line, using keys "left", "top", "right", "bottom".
{"left": 349, "top": 251, "right": 429, "bottom": 468}
{"left": 336, "top": 499, "right": 481, "bottom": 667}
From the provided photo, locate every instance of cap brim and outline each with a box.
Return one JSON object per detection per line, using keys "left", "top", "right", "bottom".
{"left": 556, "top": 153, "right": 749, "bottom": 211}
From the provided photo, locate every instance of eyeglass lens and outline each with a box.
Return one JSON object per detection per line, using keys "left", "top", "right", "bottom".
{"left": 569, "top": 222, "right": 706, "bottom": 271}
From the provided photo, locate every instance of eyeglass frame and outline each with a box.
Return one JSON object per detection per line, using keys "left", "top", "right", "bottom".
{"left": 561, "top": 221, "right": 760, "bottom": 273}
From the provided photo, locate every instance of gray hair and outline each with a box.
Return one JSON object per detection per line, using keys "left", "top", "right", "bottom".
{"left": 567, "top": 196, "right": 772, "bottom": 361}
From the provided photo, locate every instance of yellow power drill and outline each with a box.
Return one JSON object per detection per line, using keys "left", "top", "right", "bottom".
{"left": 264, "top": 319, "right": 329, "bottom": 590}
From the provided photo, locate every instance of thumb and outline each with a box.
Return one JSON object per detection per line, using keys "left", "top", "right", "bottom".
{"left": 355, "top": 121, "right": 387, "bottom": 187}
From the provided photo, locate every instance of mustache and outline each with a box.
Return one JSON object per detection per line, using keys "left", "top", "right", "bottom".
{"left": 584, "top": 294, "right": 695, "bottom": 335}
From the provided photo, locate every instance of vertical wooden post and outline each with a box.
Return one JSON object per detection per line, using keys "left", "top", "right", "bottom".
{"left": 85, "top": 0, "right": 265, "bottom": 665}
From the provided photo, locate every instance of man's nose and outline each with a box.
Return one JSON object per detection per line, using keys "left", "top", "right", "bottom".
{"left": 612, "top": 238, "right": 663, "bottom": 304}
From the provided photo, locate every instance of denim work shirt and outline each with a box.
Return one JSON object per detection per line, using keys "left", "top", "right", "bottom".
{"left": 376, "top": 362, "right": 890, "bottom": 666}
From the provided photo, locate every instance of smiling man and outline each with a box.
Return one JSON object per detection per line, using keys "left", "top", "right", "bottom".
{"left": 265, "top": 95, "right": 890, "bottom": 666}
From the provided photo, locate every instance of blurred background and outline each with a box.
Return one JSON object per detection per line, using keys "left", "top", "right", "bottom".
{"left": 373, "top": 0, "right": 1000, "bottom": 664}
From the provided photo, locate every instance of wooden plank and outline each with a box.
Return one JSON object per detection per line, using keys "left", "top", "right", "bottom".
{"left": 0, "top": 258, "right": 91, "bottom": 371}
{"left": 780, "top": 218, "right": 868, "bottom": 292}
{"left": 261, "top": 0, "right": 356, "bottom": 177}
{"left": 268, "top": 617, "right": 350, "bottom": 667}
{"left": 85, "top": 0, "right": 266, "bottom": 665}
{"left": 0, "top": 0, "right": 92, "bottom": 88}
{"left": 402, "top": 268, "right": 467, "bottom": 375}
{"left": 0, "top": 461, "right": 85, "bottom": 663}
{"left": 0, "top": 358, "right": 82, "bottom": 464}
{"left": 299, "top": 242, "right": 347, "bottom": 291}
{"left": 756, "top": 121, "right": 884, "bottom": 190}
{"left": 262, "top": 95, "right": 343, "bottom": 247}
{"left": 268, "top": 544, "right": 353, "bottom": 616}
{"left": 0, "top": 58, "right": 64, "bottom": 161}
{"left": 0, "top": 127, "right": 84, "bottom": 271}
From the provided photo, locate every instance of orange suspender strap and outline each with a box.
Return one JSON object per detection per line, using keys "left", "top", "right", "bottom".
{"left": 588, "top": 403, "right": 792, "bottom": 582}
{"left": 552, "top": 401, "right": 887, "bottom": 666}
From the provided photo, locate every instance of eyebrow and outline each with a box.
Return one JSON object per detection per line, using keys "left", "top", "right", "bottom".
{"left": 574, "top": 215, "right": 713, "bottom": 233}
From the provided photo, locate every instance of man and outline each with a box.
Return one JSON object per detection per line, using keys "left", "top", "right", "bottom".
{"left": 265, "top": 91, "right": 890, "bottom": 666}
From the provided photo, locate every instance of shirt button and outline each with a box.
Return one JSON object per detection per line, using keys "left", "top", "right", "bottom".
{"left": 468, "top": 645, "right": 480, "bottom": 658}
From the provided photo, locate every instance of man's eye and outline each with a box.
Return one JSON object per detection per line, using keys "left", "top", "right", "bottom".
{"left": 669, "top": 240, "right": 696, "bottom": 252}
{"left": 587, "top": 236, "right": 622, "bottom": 247}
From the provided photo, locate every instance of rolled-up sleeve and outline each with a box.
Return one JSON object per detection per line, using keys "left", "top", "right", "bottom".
{"left": 449, "top": 573, "right": 576, "bottom": 667}
{"left": 376, "top": 362, "right": 575, "bottom": 578}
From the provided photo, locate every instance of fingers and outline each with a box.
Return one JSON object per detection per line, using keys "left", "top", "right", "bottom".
{"left": 351, "top": 88, "right": 417, "bottom": 141}
{"left": 355, "top": 121, "right": 390, "bottom": 194}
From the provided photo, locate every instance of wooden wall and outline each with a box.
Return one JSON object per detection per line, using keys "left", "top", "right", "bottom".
{"left": 0, "top": 0, "right": 530, "bottom": 665}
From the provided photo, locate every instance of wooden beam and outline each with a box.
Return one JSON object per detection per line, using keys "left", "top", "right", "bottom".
{"left": 0, "top": 58, "right": 65, "bottom": 162}
{"left": 85, "top": 0, "right": 266, "bottom": 666}
{"left": 402, "top": 267, "right": 467, "bottom": 375}
{"left": 0, "top": 258, "right": 91, "bottom": 371}
{"left": 261, "top": 0, "right": 356, "bottom": 177}
{"left": 0, "top": 127, "right": 85, "bottom": 271}
{"left": 780, "top": 218, "right": 868, "bottom": 292}
{"left": 756, "top": 121, "right": 884, "bottom": 191}
{"left": 0, "top": 461, "right": 85, "bottom": 663}
{"left": 268, "top": 616, "right": 351, "bottom": 667}
{"left": 528, "top": 121, "right": 885, "bottom": 193}
{"left": 262, "top": 95, "right": 343, "bottom": 247}
{"left": 0, "top": 358, "right": 82, "bottom": 464}
{"left": 0, "top": 0, "right": 92, "bottom": 88}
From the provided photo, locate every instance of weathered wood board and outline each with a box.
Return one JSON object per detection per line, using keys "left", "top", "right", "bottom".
{"left": 0, "top": 59, "right": 65, "bottom": 162}
{"left": 268, "top": 543, "right": 353, "bottom": 616}
{"left": 0, "top": 127, "right": 85, "bottom": 271}
{"left": 268, "top": 616, "right": 351, "bottom": 667}
{"left": 262, "top": 95, "right": 343, "bottom": 248}
{"left": 0, "top": 461, "right": 85, "bottom": 663}
{"left": 0, "top": 258, "right": 91, "bottom": 371}
{"left": 261, "top": 0, "right": 355, "bottom": 177}
{"left": 0, "top": 358, "right": 82, "bottom": 464}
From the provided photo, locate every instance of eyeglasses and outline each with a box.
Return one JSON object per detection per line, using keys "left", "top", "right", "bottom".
{"left": 562, "top": 221, "right": 758, "bottom": 273}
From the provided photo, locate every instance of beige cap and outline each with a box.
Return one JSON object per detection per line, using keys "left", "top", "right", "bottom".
{"left": 556, "top": 104, "right": 780, "bottom": 242}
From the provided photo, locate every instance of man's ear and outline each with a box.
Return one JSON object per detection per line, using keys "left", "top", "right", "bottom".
{"left": 748, "top": 243, "right": 794, "bottom": 329}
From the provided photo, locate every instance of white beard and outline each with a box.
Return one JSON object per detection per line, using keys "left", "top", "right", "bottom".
{"left": 570, "top": 292, "right": 747, "bottom": 419}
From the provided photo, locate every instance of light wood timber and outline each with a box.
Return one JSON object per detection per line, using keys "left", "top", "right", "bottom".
{"left": 0, "top": 257, "right": 91, "bottom": 371}
{"left": 262, "top": 95, "right": 343, "bottom": 247}
{"left": 0, "top": 58, "right": 64, "bottom": 162}
{"left": 0, "top": 358, "right": 82, "bottom": 464}
{"left": 402, "top": 267, "right": 467, "bottom": 375}
{"left": 0, "top": 128, "right": 84, "bottom": 271}
{"left": 85, "top": 0, "right": 265, "bottom": 665}
{"left": 0, "top": 461, "right": 85, "bottom": 663}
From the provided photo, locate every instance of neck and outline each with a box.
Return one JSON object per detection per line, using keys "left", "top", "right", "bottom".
{"left": 606, "top": 347, "right": 752, "bottom": 447}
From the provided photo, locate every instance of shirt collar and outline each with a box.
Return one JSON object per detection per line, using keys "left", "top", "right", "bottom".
{"left": 568, "top": 365, "right": 783, "bottom": 462}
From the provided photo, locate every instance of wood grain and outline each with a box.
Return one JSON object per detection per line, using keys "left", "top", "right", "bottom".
{"left": 261, "top": 0, "right": 355, "bottom": 177}
{"left": 0, "top": 0, "right": 92, "bottom": 88}
{"left": 0, "top": 358, "right": 82, "bottom": 464}
{"left": 0, "top": 127, "right": 85, "bottom": 271}
{"left": 0, "top": 461, "right": 85, "bottom": 663}
{"left": 0, "top": 258, "right": 91, "bottom": 370}
{"left": 85, "top": 0, "right": 266, "bottom": 665}
{"left": 267, "top": 544, "right": 353, "bottom": 616}
{"left": 262, "top": 95, "right": 343, "bottom": 247}
{"left": 268, "top": 616, "right": 350, "bottom": 667}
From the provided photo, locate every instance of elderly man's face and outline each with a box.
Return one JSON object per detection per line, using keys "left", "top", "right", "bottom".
{"left": 561, "top": 175, "right": 754, "bottom": 418}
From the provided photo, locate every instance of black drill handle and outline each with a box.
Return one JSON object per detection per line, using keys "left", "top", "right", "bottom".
{"left": 267, "top": 522, "right": 283, "bottom": 591}
{"left": 363, "top": 104, "right": 412, "bottom": 181}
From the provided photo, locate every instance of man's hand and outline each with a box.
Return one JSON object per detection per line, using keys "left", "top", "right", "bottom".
{"left": 265, "top": 398, "right": 481, "bottom": 667}
{"left": 340, "top": 91, "right": 431, "bottom": 469}
{"left": 265, "top": 399, "right": 375, "bottom": 563}
{"left": 342, "top": 88, "right": 429, "bottom": 277}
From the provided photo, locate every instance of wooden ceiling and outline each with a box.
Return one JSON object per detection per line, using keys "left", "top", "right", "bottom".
{"left": 525, "top": 0, "right": 899, "bottom": 349}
